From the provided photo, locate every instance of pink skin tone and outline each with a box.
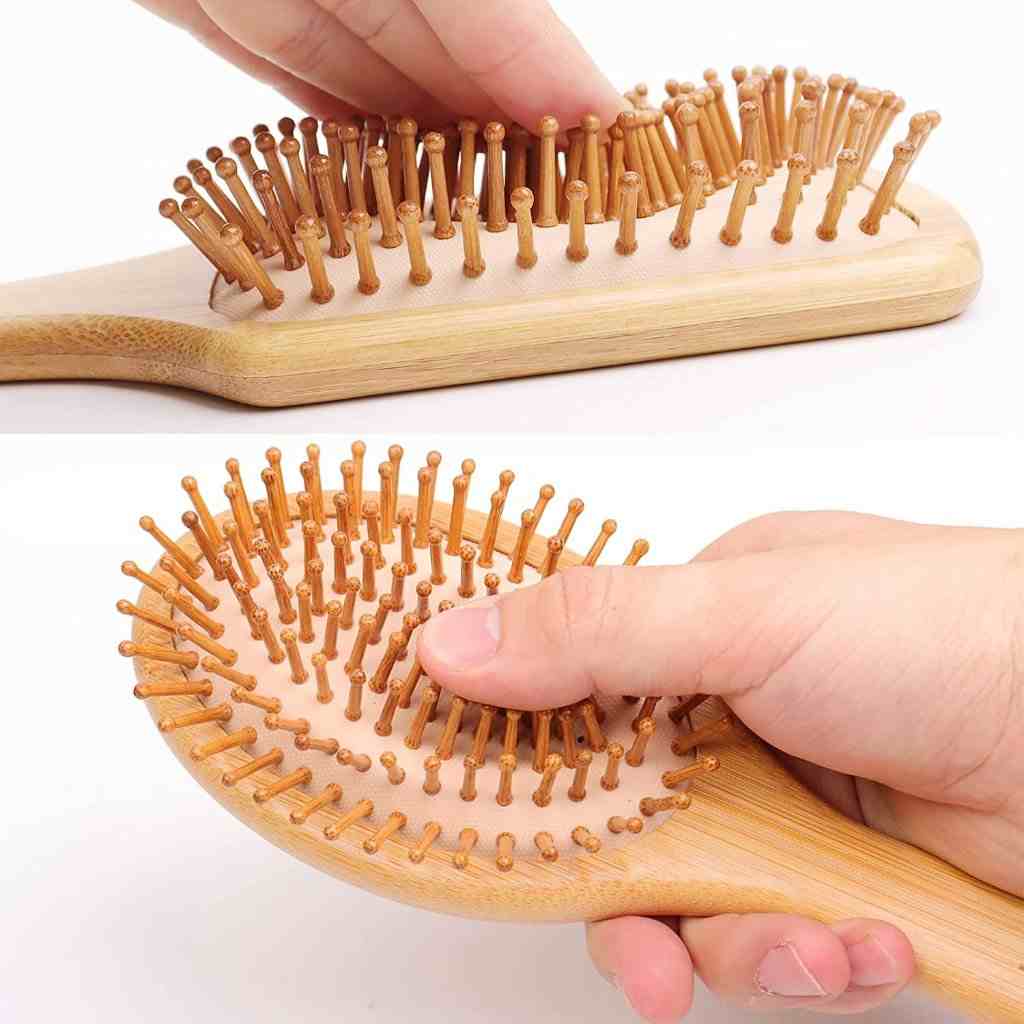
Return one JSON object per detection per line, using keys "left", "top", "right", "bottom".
{"left": 419, "top": 511, "right": 1024, "bottom": 1019}
{"left": 133, "top": 0, "right": 625, "bottom": 129}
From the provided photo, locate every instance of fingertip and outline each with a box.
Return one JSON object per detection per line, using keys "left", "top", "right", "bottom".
{"left": 587, "top": 917, "right": 695, "bottom": 1023}
{"left": 832, "top": 919, "right": 916, "bottom": 990}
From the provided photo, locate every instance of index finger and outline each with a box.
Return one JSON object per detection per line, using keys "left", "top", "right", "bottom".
{"left": 411, "top": 0, "right": 625, "bottom": 130}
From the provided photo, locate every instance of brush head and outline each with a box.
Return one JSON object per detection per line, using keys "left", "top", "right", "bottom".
{"left": 124, "top": 442, "right": 736, "bottom": 893}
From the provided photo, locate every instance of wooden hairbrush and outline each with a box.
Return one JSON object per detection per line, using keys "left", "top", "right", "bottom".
{"left": 5, "top": 67, "right": 979, "bottom": 407}
{"left": 120, "top": 441, "right": 1022, "bottom": 1022}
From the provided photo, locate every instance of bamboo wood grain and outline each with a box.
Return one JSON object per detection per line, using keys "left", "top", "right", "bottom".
{"left": 1, "top": 177, "right": 980, "bottom": 407}
{"left": 129, "top": 493, "right": 1023, "bottom": 1023}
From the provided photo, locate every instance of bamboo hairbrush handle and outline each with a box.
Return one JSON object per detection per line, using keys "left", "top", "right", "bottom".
{"left": 122, "top": 446, "right": 1023, "bottom": 1023}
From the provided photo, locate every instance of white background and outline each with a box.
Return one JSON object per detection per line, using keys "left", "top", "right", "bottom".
{"left": 0, "top": 0, "right": 1020, "bottom": 439}
{"left": 6, "top": 431, "right": 1024, "bottom": 1023}
{"left": 0, "top": 0, "right": 1020, "bottom": 1021}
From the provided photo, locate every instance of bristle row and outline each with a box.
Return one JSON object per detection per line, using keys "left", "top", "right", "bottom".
{"left": 159, "top": 69, "right": 937, "bottom": 309}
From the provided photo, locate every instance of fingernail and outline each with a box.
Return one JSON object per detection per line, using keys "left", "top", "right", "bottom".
{"left": 847, "top": 935, "right": 900, "bottom": 988}
{"left": 756, "top": 944, "right": 827, "bottom": 998}
{"left": 421, "top": 602, "right": 501, "bottom": 671}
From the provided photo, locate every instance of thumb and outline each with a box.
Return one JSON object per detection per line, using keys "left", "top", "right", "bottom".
{"left": 416, "top": 530, "right": 1022, "bottom": 799}
{"left": 416, "top": 556, "right": 816, "bottom": 711}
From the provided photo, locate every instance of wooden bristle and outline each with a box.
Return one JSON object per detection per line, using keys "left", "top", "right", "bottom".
{"left": 608, "top": 815, "right": 644, "bottom": 835}
{"left": 457, "top": 119, "right": 479, "bottom": 211}
{"left": 625, "top": 716, "right": 655, "bottom": 766}
{"left": 601, "top": 741, "right": 624, "bottom": 791}
{"left": 380, "top": 751, "right": 406, "bottom": 786}
{"left": 289, "top": 783, "right": 342, "bottom": 825}
{"left": 231, "top": 687, "right": 281, "bottom": 713}
{"left": 817, "top": 149, "right": 860, "bottom": 241}
{"left": 615, "top": 171, "right": 641, "bottom": 255}
{"left": 397, "top": 201, "right": 431, "bottom": 285}
{"left": 264, "top": 712, "right": 309, "bottom": 736}
{"left": 532, "top": 752, "right": 563, "bottom": 807}
{"left": 409, "top": 821, "right": 442, "bottom": 863}
{"left": 364, "top": 810, "right": 406, "bottom": 854}
{"left": 253, "top": 607, "right": 285, "bottom": 663}
{"left": 176, "top": 623, "right": 237, "bottom": 665}
{"left": 370, "top": 632, "right": 406, "bottom": 694}
{"left": 568, "top": 748, "right": 593, "bottom": 801}
{"left": 323, "top": 798, "right": 373, "bottom": 840}
{"left": 436, "top": 695, "right": 467, "bottom": 761}
{"left": 159, "top": 199, "right": 226, "bottom": 276}
{"left": 366, "top": 147, "right": 402, "bottom": 249}
{"left": 349, "top": 211, "right": 381, "bottom": 295}
{"left": 139, "top": 515, "right": 202, "bottom": 578}
{"left": 134, "top": 678, "right": 213, "bottom": 699}
{"left": 720, "top": 160, "right": 759, "bottom": 245}
{"left": 406, "top": 683, "right": 439, "bottom": 749}
{"left": 337, "top": 748, "right": 372, "bottom": 773}
{"left": 293, "top": 216, "right": 332, "bottom": 304}
{"left": 458, "top": 195, "right": 486, "bottom": 278}
{"left": 454, "top": 827, "right": 478, "bottom": 870}
{"left": 214, "top": 157, "right": 280, "bottom": 257}
{"left": 565, "top": 180, "right": 590, "bottom": 262}
{"left": 202, "top": 656, "right": 256, "bottom": 690}
{"left": 772, "top": 154, "right": 808, "bottom": 244}
{"left": 670, "top": 160, "right": 709, "bottom": 249}
{"left": 572, "top": 826, "right": 601, "bottom": 854}
{"left": 119, "top": 640, "right": 199, "bottom": 669}
{"left": 536, "top": 116, "right": 560, "bottom": 227}
{"left": 483, "top": 122, "right": 509, "bottom": 233}
{"left": 640, "top": 792, "right": 691, "bottom": 817}
{"left": 860, "top": 141, "right": 916, "bottom": 235}
{"left": 662, "top": 754, "right": 721, "bottom": 789}
{"left": 219, "top": 748, "right": 283, "bottom": 788}
{"left": 672, "top": 712, "right": 736, "bottom": 756}
{"left": 158, "top": 702, "right": 232, "bottom": 734}
{"left": 534, "top": 831, "right": 559, "bottom": 862}
{"left": 294, "top": 732, "right": 340, "bottom": 755}
{"left": 310, "top": 155, "right": 351, "bottom": 260}
{"left": 496, "top": 832, "right": 516, "bottom": 872}
{"left": 118, "top": 597, "right": 175, "bottom": 635}
{"left": 423, "top": 133, "right": 455, "bottom": 240}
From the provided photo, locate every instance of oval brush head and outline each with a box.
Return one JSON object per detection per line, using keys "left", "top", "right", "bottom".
{"left": 0, "top": 69, "right": 978, "bottom": 406}
{"left": 119, "top": 441, "right": 1024, "bottom": 1024}
{"left": 123, "top": 441, "right": 722, "bottom": 869}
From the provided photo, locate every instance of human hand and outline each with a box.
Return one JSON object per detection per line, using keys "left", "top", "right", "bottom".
{"left": 418, "top": 511, "right": 1024, "bottom": 1019}
{"left": 134, "top": 0, "right": 624, "bottom": 130}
